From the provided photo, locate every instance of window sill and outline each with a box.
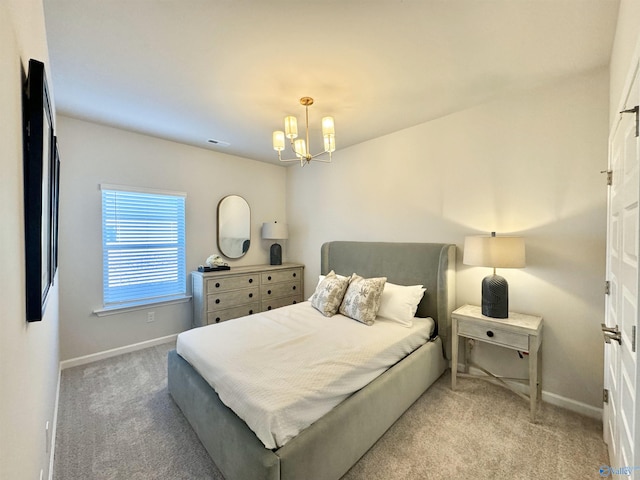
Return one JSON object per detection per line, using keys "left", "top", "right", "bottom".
{"left": 93, "top": 295, "right": 192, "bottom": 317}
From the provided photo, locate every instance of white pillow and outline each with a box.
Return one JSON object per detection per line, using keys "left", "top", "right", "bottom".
{"left": 377, "top": 282, "right": 426, "bottom": 327}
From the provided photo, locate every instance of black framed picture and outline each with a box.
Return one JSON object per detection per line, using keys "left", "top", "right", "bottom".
{"left": 51, "top": 136, "right": 60, "bottom": 284}
{"left": 23, "top": 59, "right": 54, "bottom": 322}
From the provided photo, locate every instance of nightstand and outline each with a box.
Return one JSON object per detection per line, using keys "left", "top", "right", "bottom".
{"left": 451, "top": 304, "right": 543, "bottom": 421}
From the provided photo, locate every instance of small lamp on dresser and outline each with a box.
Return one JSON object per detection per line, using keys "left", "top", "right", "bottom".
{"left": 463, "top": 232, "right": 525, "bottom": 318}
{"left": 262, "top": 221, "right": 289, "bottom": 265}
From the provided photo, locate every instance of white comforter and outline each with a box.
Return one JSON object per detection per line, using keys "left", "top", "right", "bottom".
{"left": 176, "top": 301, "right": 434, "bottom": 449}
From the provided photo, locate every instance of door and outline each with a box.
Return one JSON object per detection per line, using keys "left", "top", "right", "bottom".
{"left": 604, "top": 61, "right": 640, "bottom": 474}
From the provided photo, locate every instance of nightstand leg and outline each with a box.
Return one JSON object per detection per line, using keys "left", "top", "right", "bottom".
{"left": 451, "top": 319, "right": 458, "bottom": 390}
{"left": 529, "top": 347, "right": 538, "bottom": 421}
{"left": 537, "top": 347, "right": 542, "bottom": 399}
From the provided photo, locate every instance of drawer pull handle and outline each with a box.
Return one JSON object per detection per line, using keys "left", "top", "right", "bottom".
{"left": 249, "top": 293, "right": 253, "bottom": 298}
{"left": 249, "top": 278, "right": 253, "bottom": 283}
{"left": 268, "top": 290, "right": 272, "bottom": 295}
{"left": 268, "top": 275, "right": 272, "bottom": 281}
{"left": 215, "top": 317, "right": 221, "bottom": 323}
{"left": 293, "top": 300, "right": 297, "bottom": 304}
{"left": 215, "top": 282, "right": 220, "bottom": 288}
{"left": 486, "top": 330, "right": 494, "bottom": 338}
{"left": 293, "top": 273, "right": 297, "bottom": 277}
{"left": 292, "top": 286, "right": 296, "bottom": 290}
{"left": 215, "top": 299, "right": 221, "bottom": 304}
{"left": 249, "top": 309, "right": 253, "bottom": 314}
{"left": 267, "top": 306, "right": 272, "bottom": 310}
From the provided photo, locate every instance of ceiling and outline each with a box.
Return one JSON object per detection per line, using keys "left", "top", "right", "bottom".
{"left": 43, "top": 0, "right": 620, "bottom": 165}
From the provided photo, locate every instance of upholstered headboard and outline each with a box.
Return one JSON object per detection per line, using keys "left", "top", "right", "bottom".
{"left": 320, "top": 241, "right": 456, "bottom": 358}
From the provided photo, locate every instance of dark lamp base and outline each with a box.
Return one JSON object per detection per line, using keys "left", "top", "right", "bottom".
{"left": 481, "top": 274, "right": 509, "bottom": 318}
{"left": 270, "top": 243, "right": 282, "bottom": 265}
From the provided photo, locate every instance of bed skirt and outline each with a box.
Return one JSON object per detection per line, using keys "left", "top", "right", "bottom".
{"left": 168, "top": 336, "right": 447, "bottom": 480}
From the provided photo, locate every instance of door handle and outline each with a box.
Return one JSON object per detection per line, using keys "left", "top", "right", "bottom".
{"left": 601, "top": 323, "right": 622, "bottom": 345}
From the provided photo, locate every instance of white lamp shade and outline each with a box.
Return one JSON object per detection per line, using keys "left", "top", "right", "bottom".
{"left": 284, "top": 116, "right": 298, "bottom": 139}
{"left": 323, "top": 134, "right": 335, "bottom": 153}
{"left": 463, "top": 235, "right": 525, "bottom": 268}
{"left": 272, "top": 131, "right": 285, "bottom": 151}
{"left": 322, "top": 116, "right": 335, "bottom": 136}
{"left": 262, "top": 222, "right": 289, "bottom": 240}
{"left": 294, "top": 139, "right": 307, "bottom": 158}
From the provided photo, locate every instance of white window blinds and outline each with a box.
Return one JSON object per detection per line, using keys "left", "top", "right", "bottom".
{"left": 101, "top": 185, "right": 186, "bottom": 307}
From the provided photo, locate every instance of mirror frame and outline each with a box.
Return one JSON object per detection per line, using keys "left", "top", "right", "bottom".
{"left": 217, "top": 195, "right": 251, "bottom": 259}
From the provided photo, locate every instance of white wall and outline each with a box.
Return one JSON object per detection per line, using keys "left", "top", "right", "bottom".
{"left": 609, "top": 0, "right": 640, "bottom": 123}
{"left": 56, "top": 116, "right": 287, "bottom": 360}
{"left": 0, "top": 1, "right": 60, "bottom": 479}
{"left": 287, "top": 68, "right": 609, "bottom": 410}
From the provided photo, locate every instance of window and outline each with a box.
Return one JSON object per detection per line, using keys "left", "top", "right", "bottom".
{"left": 100, "top": 184, "right": 186, "bottom": 311}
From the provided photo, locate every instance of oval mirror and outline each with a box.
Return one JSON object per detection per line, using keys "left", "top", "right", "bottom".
{"left": 217, "top": 195, "right": 251, "bottom": 259}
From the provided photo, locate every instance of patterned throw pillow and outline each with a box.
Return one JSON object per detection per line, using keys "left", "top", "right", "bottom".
{"left": 310, "top": 271, "right": 351, "bottom": 317}
{"left": 339, "top": 274, "right": 387, "bottom": 325}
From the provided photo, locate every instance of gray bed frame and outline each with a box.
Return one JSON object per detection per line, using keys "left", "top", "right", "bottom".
{"left": 168, "top": 241, "right": 456, "bottom": 480}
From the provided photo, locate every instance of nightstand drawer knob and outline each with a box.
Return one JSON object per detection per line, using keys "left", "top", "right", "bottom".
{"left": 486, "top": 330, "right": 494, "bottom": 338}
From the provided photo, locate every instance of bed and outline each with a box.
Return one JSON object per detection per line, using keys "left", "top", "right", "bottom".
{"left": 168, "top": 241, "right": 456, "bottom": 480}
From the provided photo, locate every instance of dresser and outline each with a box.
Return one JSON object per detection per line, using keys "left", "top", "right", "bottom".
{"left": 191, "top": 263, "right": 304, "bottom": 327}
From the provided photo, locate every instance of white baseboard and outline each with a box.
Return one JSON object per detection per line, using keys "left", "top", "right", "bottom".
{"left": 60, "top": 334, "right": 179, "bottom": 370}
{"left": 456, "top": 364, "right": 603, "bottom": 421}
{"left": 48, "top": 368, "right": 61, "bottom": 480}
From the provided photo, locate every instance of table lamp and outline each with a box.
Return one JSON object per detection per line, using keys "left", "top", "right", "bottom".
{"left": 463, "top": 232, "right": 525, "bottom": 318}
{"left": 262, "top": 222, "right": 289, "bottom": 265}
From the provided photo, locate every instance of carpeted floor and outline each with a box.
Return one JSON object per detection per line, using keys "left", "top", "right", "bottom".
{"left": 53, "top": 341, "right": 608, "bottom": 479}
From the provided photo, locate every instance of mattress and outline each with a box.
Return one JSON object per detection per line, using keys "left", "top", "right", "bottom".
{"left": 176, "top": 301, "right": 434, "bottom": 449}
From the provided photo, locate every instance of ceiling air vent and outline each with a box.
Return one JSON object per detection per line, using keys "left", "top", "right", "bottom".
{"left": 207, "top": 139, "right": 230, "bottom": 147}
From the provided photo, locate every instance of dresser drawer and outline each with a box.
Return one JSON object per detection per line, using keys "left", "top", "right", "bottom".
{"left": 207, "top": 287, "right": 260, "bottom": 311}
{"left": 457, "top": 318, "right": 529, "bottom": 351}
{"left": 207, "top": 303, "right": 260, "bottom": 324}
{"left": 261, "top": 281, "right": 301, "bottom": 300}
{"left": 262, "top": 294, "right": 303, "bottom": 311}
{"left": 261, "top": 268, "right": 302, "bottom": 284}
{"left": 206, "top": 274, "right": 258, "bottom": 293}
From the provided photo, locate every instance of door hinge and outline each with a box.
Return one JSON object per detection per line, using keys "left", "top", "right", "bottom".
{"left": 620, "top": 105, "right": 639, "bottom": 137}
{"left": 605, "top": 281, "right": 611, "bottom": 295}
{"left": 601, "top": 170, "right": 613, "bottom": 186}
{"left": 633, "top": 325, "right": 637, "bottom": 353}
{"left": 604, "top": 388, "right": 609, "bottom": 404}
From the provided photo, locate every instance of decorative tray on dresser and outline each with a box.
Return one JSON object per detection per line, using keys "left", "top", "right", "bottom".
{"left": 191, "top": 263, "right": 304, "bottom": 327}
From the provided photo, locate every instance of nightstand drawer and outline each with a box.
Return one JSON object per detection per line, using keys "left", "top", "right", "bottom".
{"left": 457, "top": 318, "right": 529, "bottom": 351}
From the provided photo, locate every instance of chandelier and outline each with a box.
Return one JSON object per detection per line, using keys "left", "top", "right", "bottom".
{"left": 272, "top": 97, "right": 335, "bottom": 166}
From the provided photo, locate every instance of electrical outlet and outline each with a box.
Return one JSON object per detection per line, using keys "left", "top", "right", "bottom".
{"left": 147, "top": 312, "right": 155, "bottom": 323}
